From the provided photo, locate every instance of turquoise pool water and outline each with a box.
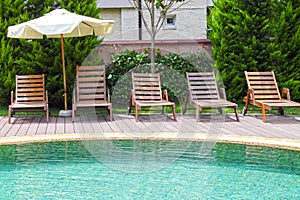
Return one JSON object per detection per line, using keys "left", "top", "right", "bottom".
{"left": 0, "top": 140, "right": 299, "bottom": 199}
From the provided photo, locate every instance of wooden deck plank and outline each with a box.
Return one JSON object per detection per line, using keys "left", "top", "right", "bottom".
{"left": 87, "top": 114, "right": 104, "bottom": 133}
{"left": 15, "top": 117, "right": 31, "bottom": 136}
{"left": 162, "top": 119, "right": 182, "bottom": 133}
{"left": 105, "top": 117, "right": 123, "bottom": 133}
{"left": 0, "top": 114, "right": 298, "bottom": 142}
{"left": 97, "top": 115, "right": 114, "bottom": 133}
{"left": 64, "top": 117, "right": 75, "bottom": 134}
{"left": 0, "top": 117, "right": 8, "bottom": 137}
{"left": 36, "top": 118, "right": 48, "bottom": 135}
{"left": 45, "top": 117, "right": 57, "bottom": 135}
{"left": 79, "top": 115, "right": 94, "bottom": 133}
{"left": 26, "top": 116, "right": 42, "bottom": 136}
{"left": 55, "top": 117, "right": 65, "bottom": 134}
{"left": 6, "top": 119, "right": 22, "bottom": 136}
{"left": 138, "top": 114, "right": 171, "bottom": 133}
{"left": 171, "top": 115, "right": 196, "bottom": 133}
{"left": 113, "top": 114, "right": 145, "bottom": 133}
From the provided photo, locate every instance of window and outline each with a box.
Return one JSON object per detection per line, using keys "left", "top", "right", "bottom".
{"left": 164, "top": 15, "right": 176, "bottom": 29}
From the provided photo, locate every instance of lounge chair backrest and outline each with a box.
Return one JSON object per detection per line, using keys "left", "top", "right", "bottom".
{"left": 186, "top": 72, "right": 220, "bottom": 102}
{"left": 76, "top": 65, "right": 107, "bottom": 102}
{"left": 15, "top": 74, "right": 45, "bottom": 103}
{"left": 244, "top": 71, "right": 281, "bottom": 100}
{"left": 132, "top": 73, "right": 162, "bottom": 102}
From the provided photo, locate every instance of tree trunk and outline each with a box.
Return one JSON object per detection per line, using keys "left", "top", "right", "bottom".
{"left": 150, "top": 0, "right": 155, "bottom": 73}
{"left": 151, "top": 34, "right": 156, "bottom": 73}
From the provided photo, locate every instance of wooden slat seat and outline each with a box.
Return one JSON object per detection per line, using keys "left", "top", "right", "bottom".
{"left": 183, "top": 72, "right": 239, "bottom": 121}
{"left": 72, "top": 66, "right": 112, "bottom": 122}
{"left": 8, "top": 74, "right": 49, "bottom": 123}
{"left": 243, "top": 71, "right": 300, "bottom": 122}
{"left": 128, "top": 73, "right": 176, "bottom": 122}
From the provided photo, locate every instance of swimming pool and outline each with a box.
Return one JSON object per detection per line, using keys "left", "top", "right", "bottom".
{"left": 0, "top": 140, "right": 299, "bottom": 199}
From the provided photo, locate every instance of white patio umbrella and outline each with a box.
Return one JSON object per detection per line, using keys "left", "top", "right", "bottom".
{"left": 7, "top": 8, "right": 114, "bottom": 112}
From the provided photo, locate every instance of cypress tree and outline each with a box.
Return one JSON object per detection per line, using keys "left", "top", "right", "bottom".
{"left": 208, "top": 0, "right": 278, "bottom": 102}
{"left": 1, "top": 0, "right": 102, "bottom": 108}
{"left": 272, "top": 0, "right": 300, "bottom": 101}
{"left": 0, "top": 0, "right": 31, "bottom": 105}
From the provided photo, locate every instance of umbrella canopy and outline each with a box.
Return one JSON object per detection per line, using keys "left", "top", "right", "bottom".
{"left": 7, "top": 8, "right": 114, "bottom": 111}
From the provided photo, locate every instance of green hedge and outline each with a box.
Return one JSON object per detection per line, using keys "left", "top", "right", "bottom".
{"left": 0, "top": 0, "right": 101, "bottom": 108}
{"left": 105, "top": 49, "right": 215, "bottom": 107}
{"left": 208, "top": 0, "right": 300, "bottom": 102}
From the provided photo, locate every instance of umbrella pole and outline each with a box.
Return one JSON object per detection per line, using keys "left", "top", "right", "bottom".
{"left": 61, "top": 34, "right": 68, "bottom": 111}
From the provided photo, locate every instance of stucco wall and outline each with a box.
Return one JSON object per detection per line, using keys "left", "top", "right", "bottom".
{"left": 100, "top": 8, "right": 122, "bottom": 37}
{"left": 99, "top": 0, "right": 208, "bottom": 41}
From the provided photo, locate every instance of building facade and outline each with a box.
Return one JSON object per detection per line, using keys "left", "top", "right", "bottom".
{"left": 97, "top": 0, "right": 213, "bottom": 41}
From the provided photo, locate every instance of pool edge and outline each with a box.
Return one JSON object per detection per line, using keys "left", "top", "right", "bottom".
{"left": 0, "top": 133, "right": 299, "bottom": 151}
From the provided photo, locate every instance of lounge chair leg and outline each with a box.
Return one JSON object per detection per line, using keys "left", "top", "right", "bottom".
{"left": 183, "top": 104, "right": 187, "bottom": 115}
{"left": 262, "top": 105, "right": 267, "bottom": 123}
{"left": 128, "top": 90, "right": 133, "bottom": 115}
{"left": 279, "top": 107, "right": 284, "bottom": 115}
{"left": 234, "top": 107, "right": 239, "bottom": 122}
{"left": 243, "top": 95, "right": 249, "bottom": 116}
{"left": 217, "top": 107, "right": 223, "bottom": 114}
{"left": 127, "top": 106, "right": 131, "bottom": 115}
{"left": 183, "top": 103, "right": 187, "bottom": 115}
{"left": 242, "top": 107, "right": 247, "bottom": 115}
{"left": 109, "top": 104, "right": 113, "bottom": 121}
{"left": 135, "top": 104, "right": 139, "bottom": 122}
{"left": 183, "top": 90, "right": 189, "bottom": 115}
{"left": 172, "top": 105, "right": 176, "bottom": 121}
{"left": 46, "top": 104, "right": 49, "bottom": 122}
{"left": 8, "top": 106, "right": 11, "bottom": 124}
{"left": 72, "top": 105, "right": 75, "bottom": 122}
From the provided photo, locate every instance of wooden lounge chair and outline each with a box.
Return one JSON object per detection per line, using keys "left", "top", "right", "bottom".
{"left": 183, "top": 72, "right": 239, "bottom": 121}
{"left": 128, "top": 72, "right": 176, "bottom": 122}
{"left": 8, "top": 74, "right": 49, "bottom": 123}
{"left": 72, "top": 65, "right": 112, "bottom": 122}
{"left": 243, "top": 71, "right": 300, "bottom": 122}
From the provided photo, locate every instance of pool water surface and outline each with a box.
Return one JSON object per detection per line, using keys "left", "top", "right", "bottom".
{"left": 0, "top": 140, "right": 299, "bottom": 199}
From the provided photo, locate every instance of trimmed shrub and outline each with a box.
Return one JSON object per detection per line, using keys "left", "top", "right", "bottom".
{"left": 106, "top": 49, "right": 215, "bottom": 106}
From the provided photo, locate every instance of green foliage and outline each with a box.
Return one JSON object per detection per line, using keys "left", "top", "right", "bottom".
{"left": 271, "top": 1, "right": 300, "bottom": 101}
{"left": 106, "top": 50, "right": 150, "bottom": 91}
{"left": 0, "top": 0, "right": 30, "bottom": 105}
{"left": 208, "top": 0, "right": 300, "bottom": 102}
{"left": 105, "top": 50, "right": 151, "bottom": 107}
{"left": 154, "top": 0, "right": 185, "bottom": 11}
{"left": 0, "top": 0, "right": 101, "bottom": 108}
{"left": 106, "top": 49, "right": 214, "bottom": 106}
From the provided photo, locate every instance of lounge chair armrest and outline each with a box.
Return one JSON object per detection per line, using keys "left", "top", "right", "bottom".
{"left": 281, "top": 88, "right": 290, "bottom": 100}
{"left": 247, "top": 88, "right": 255, "bottom": 102}
{"left": 10, "top": 91, "right": 14, "bottom": 104}
{"left": 163, "top": 89, "right": 169, "bottom": 101}
{"left": 219, "top": 88, "right": 226, "bottom": 99}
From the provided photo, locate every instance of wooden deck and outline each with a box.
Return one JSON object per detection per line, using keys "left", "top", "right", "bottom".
{"left": 0, "top": 113, "right": 299, "bottom": 149}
